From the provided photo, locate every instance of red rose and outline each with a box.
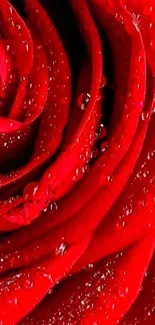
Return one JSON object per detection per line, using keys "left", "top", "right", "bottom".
{"left": 0, "top": 0, "right": 155, "bottom": 324}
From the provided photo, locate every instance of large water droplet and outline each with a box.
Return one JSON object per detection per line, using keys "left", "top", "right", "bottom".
{"left": 98, "top": 124, "right": 107, "bottom": 139}
{"left": 49, "top": 202, "right": 58, "bottom": 210}
{"left": 55, "top": 242, "right": 67, "bottom": 256}
{"left": 24, "top": 182, "right": 39, "bottom": 201}
{"left": 24, "top": 279, "right": 34, "bottom": 289}
{"left": 141, "top": 112, "right": 150, "bottom": 121}
{"left": 91, "top": 148, "right": 99, "bottom": 159}
{"left": 107, "top": 175, "right": 113, "bottom": 182}
{"left": 82, "top": 163, "right": 90, "bottom": 174}
{"left": 78, "top": 93, "right": 91, "bottom": 110}
{"left": 100, "top": 141, "right": 109, "bottom": 153}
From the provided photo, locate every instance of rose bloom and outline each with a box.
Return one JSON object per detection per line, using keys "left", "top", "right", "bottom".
{"left": 0, "top": 0, "right": 154, "bottom": 324}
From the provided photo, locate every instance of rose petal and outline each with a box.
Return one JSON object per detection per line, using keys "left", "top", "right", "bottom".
{"left": 19, "top": 235, "right": 155, "bottom": 325}
{"left": 0, "top": 237, "right": 90, "bottom": 325}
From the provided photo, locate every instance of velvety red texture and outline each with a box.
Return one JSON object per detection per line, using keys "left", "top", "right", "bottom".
{"left": 0, "top": 0, "right": 155, "bottom": 324}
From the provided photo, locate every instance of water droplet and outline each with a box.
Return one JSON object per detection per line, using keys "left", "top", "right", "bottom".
{"left": 141, "top": 112, "right": 150, "bottom": 121}
{"left": 100, "top": 75, "right": 107, "bottom": 88}
{"left": 96, "top": 92, "right": 103, "bottom": 102}
{"left": 107, "top": 175, "right": 113, "bottom": 182}
{"left": 143, "top": 5, "right": 153, "bottom": 15}
{"left": 145, "top": 271, "right": 149, "bottom": 278}
{"left": 91, "top": 148, "right": 99, "bottom": 159}
{"left": 48, "top": 288, "right": 54, "bottom": 295}
{"left": 60, "top": 96, "right": 69, "bottom": 104}
{"left": 150, "top": 40, "right": 155, "bottom": 49}
{"left": 77, "top": 93, "right": 91, "bottom": 110}
{"left": 87, "top": 263, "right": 94, "bottom": 269}
{"left": 82, "top": 164, "right": 90, "bottom": 174}
{"left": 20, "top": 76, "right": 26, "bottom": 82}
{"left": 9, "top": 6, "right": 13, "bottom": 14}
{"left": 25, "top": 44, "right": 29, "bottom": 52}
{"left": 24, "top": 279, "right": 34, "bottom": 289}
{"left": 52, "top": 60, "right": 57, "bottom": 65}
{"left": 136, "top": 101, "right": 143, "bottom": 109}
{"left": 98, "top": 124, "right": 107, "bottom": 139}
{"left": 72, "top": 168, "right": 83, "bottom": 181}
{"left": 64, "top": 75, "right": 70, "bottom": 81}
{"left": 116, "top": 220, "right": 126, "bottom": 231}
{"left": 16, "top": 24, "right": 21, "bottom": 31}
{"left": 8, "top": 297, "right": 18, "bottom": 305}
{"left": 24, "top": 182, "right": 39, "bottom": 201}
{"left": 100, "top": 141, "right": 109, "bottom": 153}
{"left": 6, "top": 45, "right": 10, "bottom": 52}
{"left": 147, "top": 150, "right": 155, "bottom": 160}
{"left": 49, "top": 202, "right": 58, "bottom": 210}
{"left": 97, "top": 285, "right": 102, "bottom": 292}
{"left": 55, "top": 242, "right": 67, "bottom": 256}
{"left": 115, "top": 13, "right": 124, "bottom": 23}
{"left": 143, "top": 170, "right": 150, "bottom": 178}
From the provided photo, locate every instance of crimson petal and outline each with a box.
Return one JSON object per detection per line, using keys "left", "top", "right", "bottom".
{"left": 19, "top": 235, "right": 155, "bottom": 325}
